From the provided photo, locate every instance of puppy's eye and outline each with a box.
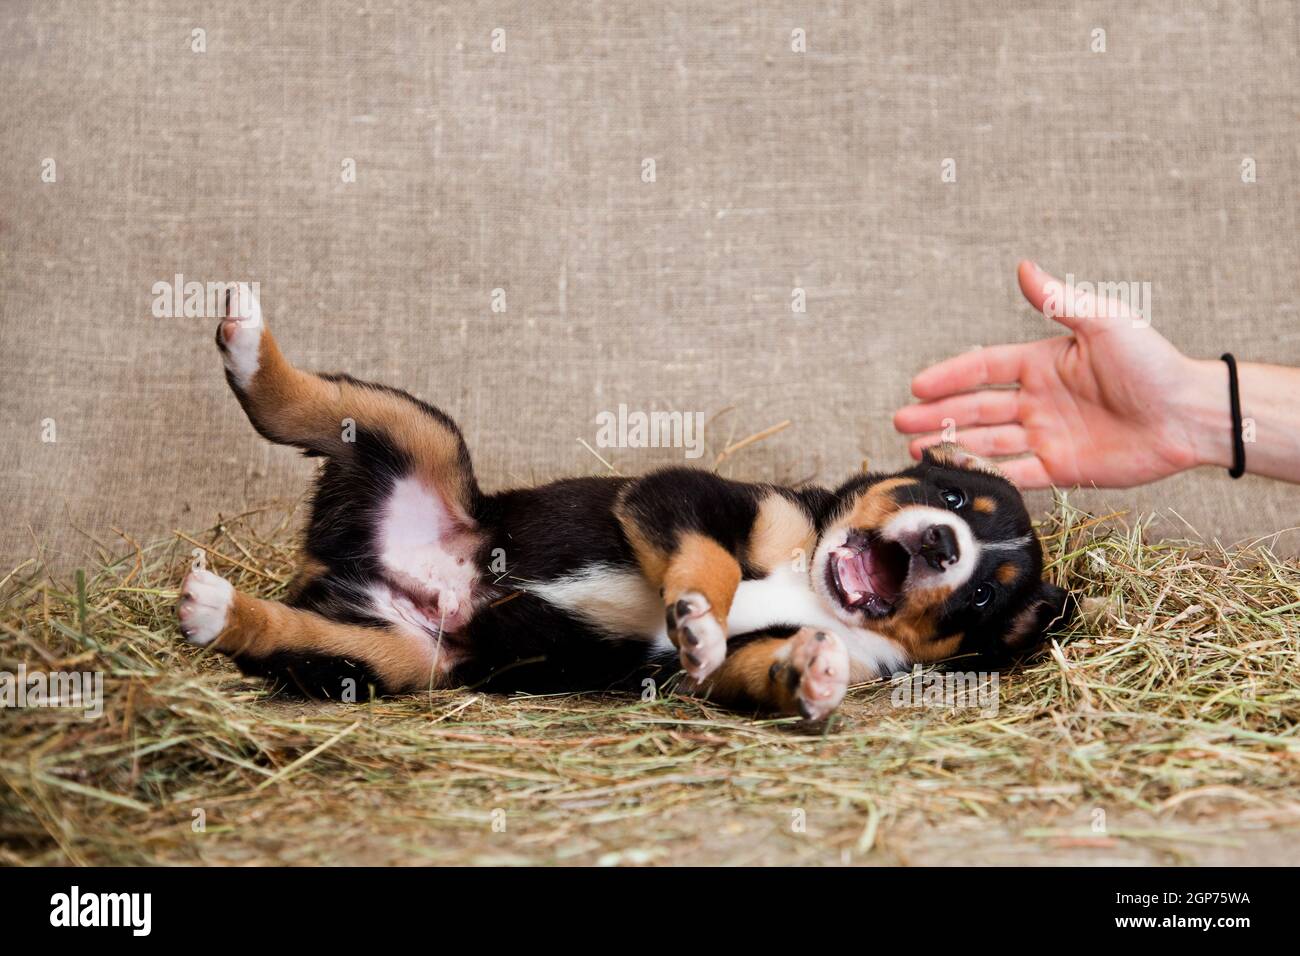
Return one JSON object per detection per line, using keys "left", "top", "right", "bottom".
{"left": 971, "top": 584, "right": 993, "bottom": 608}
{"left": 939, "top": 488, "right": 966, "bottom": 509}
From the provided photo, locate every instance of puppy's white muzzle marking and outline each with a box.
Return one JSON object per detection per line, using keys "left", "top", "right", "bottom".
{"left": 882, "top": 505, "right": 979, "bottom": 591}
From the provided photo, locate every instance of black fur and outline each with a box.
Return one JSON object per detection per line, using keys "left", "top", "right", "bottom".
{"left": 232, "top": 373, "right": 1070, "bottom": 698}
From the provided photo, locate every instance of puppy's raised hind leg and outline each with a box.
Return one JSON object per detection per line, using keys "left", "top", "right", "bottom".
{"left": 214, "top": 284, "right": 478, "bottom": 514}
{"left": 212, "top": 285, "right": 484, "bottom": 645}
{"left": 215, "top": 283, "right": 348, "bottom": 456}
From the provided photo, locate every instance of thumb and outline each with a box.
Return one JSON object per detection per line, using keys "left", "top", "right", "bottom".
{"left": 1017, "top": 259, "right": 1108, "bottom": 333}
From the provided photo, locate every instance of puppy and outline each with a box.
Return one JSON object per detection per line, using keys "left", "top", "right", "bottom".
{"left": 177, "top": 288, "right": 1073, "bottom": 719}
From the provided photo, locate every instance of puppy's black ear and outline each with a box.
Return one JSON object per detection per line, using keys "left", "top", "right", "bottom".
{"left": 1035, "top": 581, "right": 1076, "bottom": 634}
{"left": 1001, "top": 581, "right": 1076, "bottom": 655}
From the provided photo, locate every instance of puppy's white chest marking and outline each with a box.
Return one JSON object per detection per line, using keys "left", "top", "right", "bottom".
{"left": 528, "top": 562, "right": 909, "bottom": 679}
{"left": 731, "top": 569, "right": 909, "bottom": 679}
{"left": 729, "top": 569, "right": 836, "bottom": 634}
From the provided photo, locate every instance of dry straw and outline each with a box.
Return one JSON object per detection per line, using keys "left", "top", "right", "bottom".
{"left": 1, "top": 497, "right": 1297, "bottom": 865}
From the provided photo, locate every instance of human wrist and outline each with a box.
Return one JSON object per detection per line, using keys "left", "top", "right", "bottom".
{"left": 1175, "top": 357, "right": 1236, "bottom": 471}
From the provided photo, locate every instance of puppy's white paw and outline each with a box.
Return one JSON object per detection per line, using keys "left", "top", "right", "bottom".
{"left": 177, "top": 568, "right": 234, "bottom": 646}
{"left": 217, "top": 283, "right": 263, "bottom": 388}
{"left": 668, "top": 592, "right": 727, "bottom": 681}
{"left": 779, "top": 628, "right": 850, "bottom": 721}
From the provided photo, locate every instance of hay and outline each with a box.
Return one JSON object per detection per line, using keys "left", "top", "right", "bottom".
{"left": 2, "top": 497, "right": 1299, "bottom": 865}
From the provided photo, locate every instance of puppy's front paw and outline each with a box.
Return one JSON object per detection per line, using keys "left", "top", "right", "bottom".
{"left": 667, "top": 591, "right": 727, "bottom": 680}
{"left": 216, "top": 283, "right": 263, "bottom": 388}
{"left": 177, "top": 568, "right": 234, "bottom": 646}
{"left": 773, "top": 628, "right": 849, "bottom": 721}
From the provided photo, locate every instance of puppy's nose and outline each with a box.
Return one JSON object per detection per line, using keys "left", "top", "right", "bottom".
{"left": 919, "top": 524, "right": 959, "bottom": 571}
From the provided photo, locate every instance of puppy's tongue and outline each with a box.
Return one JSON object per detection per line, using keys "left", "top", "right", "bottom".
{"left": 837, "top": 546, "right": 901, "bottom": 603}
{"left": 837, "top": 552, "right": 872, "bottom": 600}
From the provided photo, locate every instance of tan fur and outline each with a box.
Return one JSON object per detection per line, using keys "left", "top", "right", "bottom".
{"left": 873, "top": 584, "right": 960, "bottom": 661}
{"left": 1003, "top": 595, "right": 1063, "bottom": 651}
{"left": 240, "top": 326, "right": 474, "bottom": 517}
{"left": 908, "top": 631, "right": 964, "bottom": 662}
{"left": 996, "top": 561, "right": 1019, "bottom": 585}
{"left": 616, "top": 506, "right": 670, "bottom": 585}
{"left": 211, "top": 589, "right": 449, "bottom": 691}
{"left": 695, "top": 637, "right": 798, "bottom": 712}
{"left": 1001, "top": 605, "right": 1041, "bottom": 650}
{"left": 747, "top": 493, "right": 817, "bottom": 575}
{"left": 840, "top": 477, "right": 918, "bottom": 529}
{"left": 972, "top": 495, "right": 997, "bottom": 514}
{"left": 285, "top": 556, "right": 330, "bottom": 602}
{"left": 614, "top": 505, "right": 743, "bottom": 637}
{"left": 662, "top": 532, "right": 742, "bottom": 620}
{"left": 925, "top": 442, "right": 1003, "bottom": 477}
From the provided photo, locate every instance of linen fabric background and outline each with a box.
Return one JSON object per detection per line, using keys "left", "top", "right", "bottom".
{"left": 2, "top": 0, "right": 1298, "bottom": 573}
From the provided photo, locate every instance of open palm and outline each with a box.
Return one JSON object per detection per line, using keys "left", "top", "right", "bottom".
{"left": 894, "top": 262, "right": 1203, "bottom": 488}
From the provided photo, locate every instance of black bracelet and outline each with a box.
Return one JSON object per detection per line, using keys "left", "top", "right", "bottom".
{"left": 1220, "top": 353, "right": 1246, "bottom": 479}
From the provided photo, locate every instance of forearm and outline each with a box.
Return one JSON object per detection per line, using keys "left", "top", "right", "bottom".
{"left": 1178, "top": 358, "right": 1300, "bottom": 483}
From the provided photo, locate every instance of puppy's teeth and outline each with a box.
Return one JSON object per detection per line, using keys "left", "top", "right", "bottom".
{"left": 849, "top": 591, "right": 863, "bottom": 604}
{"left": 834, "top": 548, "right": 855, "bottom": 560}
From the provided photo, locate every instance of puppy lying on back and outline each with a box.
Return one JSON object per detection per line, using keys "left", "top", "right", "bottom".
{"left": 177, "top": 289, "right": 1073, "bottom": 719}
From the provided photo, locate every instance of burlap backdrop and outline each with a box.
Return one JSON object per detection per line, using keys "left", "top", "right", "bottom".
{"left": 2, "top": 0, "right": 1298, "bottom": 573}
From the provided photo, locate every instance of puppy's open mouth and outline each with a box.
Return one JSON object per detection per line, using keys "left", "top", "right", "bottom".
{"left": 827, "top": 531, "right": 910, "bottom": 617}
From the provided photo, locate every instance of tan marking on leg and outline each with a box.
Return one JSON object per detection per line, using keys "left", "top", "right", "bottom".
{"left": 210, "top": 589, "right": 444, "bottom": 691}
{"left": 616, "top": 507, "right": 669, "bottom": 584}
{"left": 972, "top": 495, "right": 997, "bottom": 514}
{"left": 747, "top": 493, "right": 817, "bottom": 575}
{"left": 229, "top": 326, "right": 474, "bottom": 514}
{"left": 693, "top": 637, "right": 795, "bottom": 711}
{"left": 662, "top": 533, "right": 741, "bottom": 620}
{"left": 615, "top": 494, "right": 742, "bottom": 611}
{"left": 694, "top": 629, "right": 849, "bottom": 717}
{"left": 614, "top": 493, "right": 741, "bottom": 674}
{"left": 347, "top": 386, "right": 473, "bottom": 511}
{"left": 284, "top": 555, "right": 330, "bottom": 602}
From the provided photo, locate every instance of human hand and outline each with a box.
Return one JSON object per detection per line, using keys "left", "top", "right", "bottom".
{"left": 893, "top": 261, "right": 1229, "bottom": 488}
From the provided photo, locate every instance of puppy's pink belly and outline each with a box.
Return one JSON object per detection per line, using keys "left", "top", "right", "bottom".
{"left": 375, "top": 475, "right": 483, "bottom": 634}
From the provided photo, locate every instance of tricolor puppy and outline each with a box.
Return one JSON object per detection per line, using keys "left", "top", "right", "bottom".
{"left": 177, "top": 288, "right": 1073, "bottom": 719}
